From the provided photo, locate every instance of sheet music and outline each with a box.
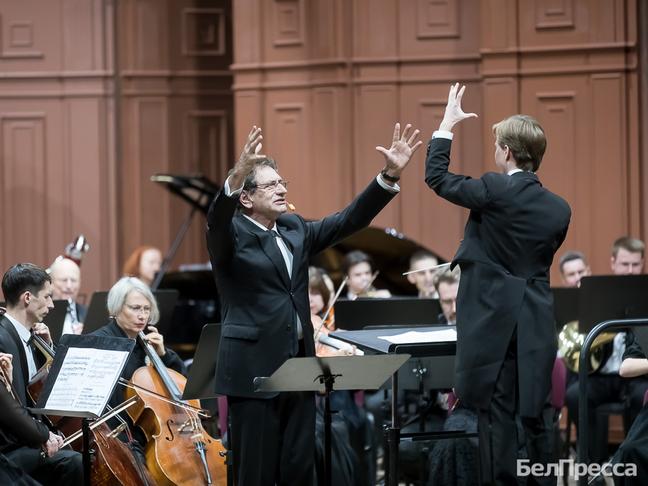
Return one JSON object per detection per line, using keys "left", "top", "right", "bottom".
{"left": 45, "top": 347, "right": 130, "bottom": 416}
{"left": 378, "top": 328, "right": 457, "bottom": 345}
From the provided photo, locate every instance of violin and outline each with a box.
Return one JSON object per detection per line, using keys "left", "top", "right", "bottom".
{"left": 125, "top": 331, "right": 227, "bottom": 485}
{"left": 27, "top": 331, "right": 157, "bottom": 485}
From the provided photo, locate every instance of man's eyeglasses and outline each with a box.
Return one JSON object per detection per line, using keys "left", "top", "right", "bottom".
{"left": 125, "top": 304, "right": 152, "bottom": 315}
{"left": 251, "top": 179, "right": 289, "bottom": 192}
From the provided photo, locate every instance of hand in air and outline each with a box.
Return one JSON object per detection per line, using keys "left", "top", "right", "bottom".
{"left": 440, "top": 83, "right": 478, "bottom": 131}
{"left": 375, "top": 123, "right": 423, "bottom": 178}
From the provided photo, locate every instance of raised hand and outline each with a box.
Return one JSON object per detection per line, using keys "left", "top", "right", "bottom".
{"left": 439, "top": 83, "right": 478, "bottom": 132}
{"left": 229, "top": 126, "right": 266, "bottom": 189}
{"left": 375, "top": 123, "right": 423, "bottom": 180}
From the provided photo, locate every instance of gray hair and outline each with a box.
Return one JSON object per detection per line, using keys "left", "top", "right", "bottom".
{"left": 106, "top": 276, "right": 159, "bottom": 325}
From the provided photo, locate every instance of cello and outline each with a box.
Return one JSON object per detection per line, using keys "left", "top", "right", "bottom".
{"left": 125, "top": 331, "right": 227, "bottom": 485}
{"left": 28, "top": 332, "right": 157, "bottom": 486}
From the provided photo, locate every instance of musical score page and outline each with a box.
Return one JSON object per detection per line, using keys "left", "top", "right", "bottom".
{"left": 378, "top": 328, "right": 457, "bottom": 345}
{"left": 44, "top": 347, "right": 130, "bottom": 416}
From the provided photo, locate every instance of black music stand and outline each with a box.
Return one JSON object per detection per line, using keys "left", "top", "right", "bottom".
{"left": 552, "top": 287, "right": 578, "bottom": 331}
{"left": 82, "top": 289, "right": 179, "bottom": 335}
{"left": 254, "top": 354, "right": 410, "bottom": 486}
{"left": 334, "top": 297, "right": 442, "bottom": 330}
{"left": 182, "top": 323, "right": 221, "bottom": 401}
{"left": 578, "top": 275, "right": 648, "bottom": 333}
{"left": 331, "top": 326, "right": 466, "bottom": 486}
{"left": 42, "top": 299, "right": 70, "bottom": 341}
{"left": 30, "top": 334, "right": 134, "bottom": 486}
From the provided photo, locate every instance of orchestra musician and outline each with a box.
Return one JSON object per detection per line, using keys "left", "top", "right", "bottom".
{"left": 435, "top": 268, "right": 459, "bottom": 326}
{"left": 558, "top": 250, "right": 591, "bottom": 288}
{"left": 406, "top": 250, "right": 439, "bottom": 298}
{"left": 91, "top": 276, "right": 186, "bottom": 466}
{"left": 206, "top": 122, "right": 422, "bottom": 485}
{"left": 48, "top": 257, "right": 86, "bottom": 335}
{"left": 0, "top": 263, "right": 83, "bottom": 485}
{"left": 122, "top": 246, "right": 163, "bottom": 288}
{"left": 425, "top": 83, "right": 571, "bottom": 484}
{"left": 565, "top": 237, "right": 648, "bottom": 463}
{"left": 342, "top": 250, "right": 391, "bottom": 300}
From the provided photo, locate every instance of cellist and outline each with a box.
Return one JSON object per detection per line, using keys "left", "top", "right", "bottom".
{"left": 91, "top": 276, "right": 186, "bottom": 467}
{"left": 0, "top": 263, "right": 83, "bottom": 485}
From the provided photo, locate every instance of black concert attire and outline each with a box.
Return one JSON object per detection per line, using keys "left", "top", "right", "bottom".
{"left": 426, "top": 133, "right": 571, "bottom": 485}
{"left": 207, "top": 176, "right": 398, "bottom": 486}
{"left": 0, "top": 315, "right": 83, "bottom": 485}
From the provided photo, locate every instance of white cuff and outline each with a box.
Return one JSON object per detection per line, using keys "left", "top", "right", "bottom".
{"left": 376, "top": 174, "right": 400, "bottom": 193}
{"left": 224, "top": 176, "right": 243, "bottom": 197}
{"left": 432, "top": 130, "right": 454, "bottom": 140}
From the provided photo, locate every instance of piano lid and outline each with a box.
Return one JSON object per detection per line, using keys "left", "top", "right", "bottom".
{"left": 311, "top": 226, "right": 445, "bottom": 296}
{"left": 151, "top": 174, "right": 220, "bottom": 214}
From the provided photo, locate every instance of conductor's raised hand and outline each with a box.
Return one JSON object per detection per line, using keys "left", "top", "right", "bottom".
{"left": 439, "top": 83, "right": 478, "bottom": 132}
{"left": 229, "top": 126, "right": 266, "bottom": 189}
{"left": 375, "top": 123, "right": 423, "bottom": 180}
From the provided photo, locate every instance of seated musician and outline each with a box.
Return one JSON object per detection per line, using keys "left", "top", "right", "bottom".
{"left": 435, "top": 268, "right": 459, "bottom": 325}
{"left": 0, "top": 264, "right": 83, "bottom": 485}
{"left": 558, "top": 250, "right": 591, "bottom": 288}
{"left": 606, "top": 331, "right": 648, "bottom": 483}
{"left": 342, "top": 250, "right": 391, "bottom": 300}
{"left": 406, "top": 250, "right": 439, "bottom": 298}
{"left": 122, "top": 246, "right": 163, "bottom": 288}
{"left": 48, "top": 257, "right": 86, "bottom": 335}
{"left": 566, "top": 236, "right": 648, "bottom": 463}
{"left": 92, "top": 276, "right": 185, "bottom": 464}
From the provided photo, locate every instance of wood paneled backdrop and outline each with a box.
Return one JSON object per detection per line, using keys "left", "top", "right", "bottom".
{"left": 0, "top": 0, "right": 645, "bottom": 297}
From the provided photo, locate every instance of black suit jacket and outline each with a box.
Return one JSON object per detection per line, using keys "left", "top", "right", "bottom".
{"left": 425, "top": 137, "right": 571, "bottom": 416}
{"left": 207, "top": 178, "right": 396, "bottom": 398}
{"left": 0, "top": 316, "right": 36, "bottom": 406}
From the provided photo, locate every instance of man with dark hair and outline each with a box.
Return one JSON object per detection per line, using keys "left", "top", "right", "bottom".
{"left": 435, "top": 269, "right": 459, "bottom": 325}
{"left": 559, "top": 250, "right": 591, "bottom": 288}
{"left": 425, "top": 83, "right": 571, "bottom": 484}
{"left": 407, "top": 250, "right": 439, "bottom": 298}
{"left": 207, "top": 123, "right": 422, "bottom": 485}
{"left": 0, "top": 263, "right": 83, "bottom": 485}
{"left": 342, "top": 250, "right": 391, "bottom": 300}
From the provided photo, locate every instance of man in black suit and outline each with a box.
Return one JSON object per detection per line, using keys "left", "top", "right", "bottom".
{"left": 0, "top": 263, "right": 83, "bottom": 485}
{"left": 48, "top": 257, "right": 86, "bottom": 335}
{"left": 425, "top": 84, "right": 571, "bottom": 485}
{"left": 207, "top": 123, "right": 422, "bottom": 485}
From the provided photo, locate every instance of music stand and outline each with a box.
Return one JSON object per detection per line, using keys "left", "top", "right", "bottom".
{"left": 578, "top": 275, "right": 648, "bottom": 333}
{"left": 334, "top": 297, "right": 441, "bottom": 330}
{"left": 42, "top": 299, "right": 70, "bottom": 341}
{"left": 552, "top": 287, "right": 578, "bottom": 331}
{"left": 254, "top": 354, "right": 410, "bottom": 486}
{"left": 30, "top": 333, "right": 134, "bottom": 486}
{"left": 331, "top": 326, "right": 464, "bottom": 486}
{"left": 182, "top": 323, "right": 221, "bottom": 400}
{"left": 82, "top": 289, "right": 179, "bottom": 335}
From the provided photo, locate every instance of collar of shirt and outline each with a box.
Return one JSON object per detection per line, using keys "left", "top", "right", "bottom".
{"left": 507, "top": 168, "right": 524, "bottom": 176}
{"left": 4, "top": 312, "right": 32, "bottom": 344}
{"left": 243, "top": 214, "right": 279, "bottom": 234}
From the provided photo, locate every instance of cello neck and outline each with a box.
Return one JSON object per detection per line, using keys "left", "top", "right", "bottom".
{"left": 137, "top": 331, "right": 183, "bottom": 402}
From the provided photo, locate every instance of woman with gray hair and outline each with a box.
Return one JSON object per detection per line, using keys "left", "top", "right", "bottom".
{"left": 92, "top": 276, "right": 185, "bottom": 467}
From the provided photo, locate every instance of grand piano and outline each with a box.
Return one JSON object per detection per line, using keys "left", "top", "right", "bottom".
{"left": 153, "top": 174, "right": 442, "bottom": 357}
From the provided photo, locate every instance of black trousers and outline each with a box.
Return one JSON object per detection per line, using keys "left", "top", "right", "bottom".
{"left": 228, "top": 391, "right": 316, "bottom": 486}
{"left": 4, "top": 447, "right": 83, "bottom": 486}
{"left": 477, "top": 336, "right": 556, "bottom": 486}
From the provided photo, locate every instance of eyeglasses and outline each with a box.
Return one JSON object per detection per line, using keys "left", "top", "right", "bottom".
{"left": 252, "top": 179, "right": 289, "bottom": 192}
{"left": 125, "top": 304, "right": 152, "bottom": 315}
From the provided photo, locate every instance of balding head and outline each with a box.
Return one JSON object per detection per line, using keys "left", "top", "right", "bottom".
{"left": 49, "top": 257, "right": 81, "bottom": 301}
